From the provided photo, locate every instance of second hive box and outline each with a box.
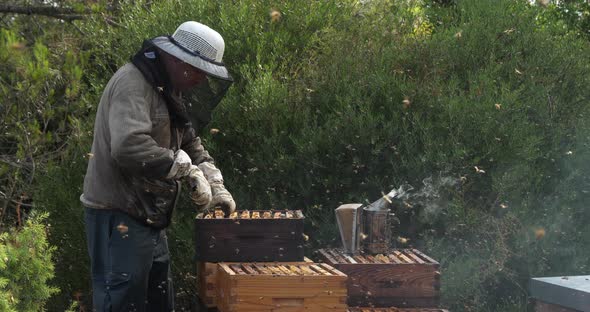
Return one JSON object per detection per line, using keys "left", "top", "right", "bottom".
{"left": 216, "top": 262, "right": 348, "bottom": 312}
{"left": 195, "top": 210, "right": 305, "bottom": 262}
{"left": 197, "top": 258, "right": 313, "bottom": 309}
{"left": 318, "top": 248, "right": 440, "bottom": 308}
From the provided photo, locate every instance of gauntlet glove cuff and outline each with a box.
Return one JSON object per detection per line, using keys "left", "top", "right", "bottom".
{"left": 197, "top": 162, "right": 224, "bottom": 184}
{"left": 197, "top": 162, "right": 235, "bottom": 215}
{"left": 186, "top": 165, "right": 212, "bottom": 207}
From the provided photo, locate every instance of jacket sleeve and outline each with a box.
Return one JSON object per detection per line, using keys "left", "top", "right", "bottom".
{"left": 181, "top": 127, "right": 215, "bottom": 165}
{"left": 109, "top": 76, "right": 174, "bottom": 178}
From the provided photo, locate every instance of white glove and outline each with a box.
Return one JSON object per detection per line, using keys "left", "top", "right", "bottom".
{"left": 186, "top": 165, "right": 212, "bottom": 207}
{"left": 209, "top": 183, "right": 236, "bottom": 215}
{"left": 198, "top": 162, "right": 236, "bottom": 215}
{"left": 166, "top": 149, "right": 192, "bottom": 179}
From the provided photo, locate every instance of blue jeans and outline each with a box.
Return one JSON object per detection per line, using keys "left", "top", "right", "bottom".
{"left": 84, "top": 207, "right": 174, "bottom": 312}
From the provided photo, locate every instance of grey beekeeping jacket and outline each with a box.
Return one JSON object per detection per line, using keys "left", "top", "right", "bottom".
{"left": 81, "top": 63, "right": 213, "bottom": 228}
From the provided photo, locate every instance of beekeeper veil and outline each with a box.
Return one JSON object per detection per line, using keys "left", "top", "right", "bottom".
{"left": 149, "top": 22, "right": 233, "bottom": 131}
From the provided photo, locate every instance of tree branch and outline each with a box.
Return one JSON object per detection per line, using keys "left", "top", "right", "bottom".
{"left": 0, "top": 4, "right": 89, "bottom": 21}
{"left": 103, "top": 14, "right": 128, "bottom": 29}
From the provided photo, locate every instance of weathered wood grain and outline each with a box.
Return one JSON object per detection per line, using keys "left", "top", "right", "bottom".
{"left": 197, "top": 258, "right": 312, "bottom": 309}
{"left": 535, "top": 300, "right": 580, "bottom": 312}
{"left": 216, "top": 262, "right": 348, "bottom": 312}
{"left": 194, "top": 210, "right": 305, "bottom": 262}
{"left": 318, "top": 248, "right": 441, "bottom": 308}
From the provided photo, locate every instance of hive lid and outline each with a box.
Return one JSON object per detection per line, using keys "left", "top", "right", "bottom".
{"left": 529, "top": 275, "right": 590, "bottom": 312}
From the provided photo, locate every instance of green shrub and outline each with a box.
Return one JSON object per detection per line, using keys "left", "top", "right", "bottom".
{"left": 0, "top": 213, "right": 58, "bottom": 311}
{"left": 0, "top": 26, "right": 89, "bottom": 229}
{"left": 539, "top": 0, "right": 590, "bottom": 40}
{"left": 0, "top": 243, "right": 16, "bottom": 312}
{"left": 0, "top": 23, "right": 90, "bottom": 310}
{"left": 33, "top": 152, "right": 89, "bottom": 311}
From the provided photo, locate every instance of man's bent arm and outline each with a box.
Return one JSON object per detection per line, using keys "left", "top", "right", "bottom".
{"left": 181, "top": 127, "right": 214, "bottom": 165}
{"left": 109, "top": 78, "right": 174, "bottom": 178}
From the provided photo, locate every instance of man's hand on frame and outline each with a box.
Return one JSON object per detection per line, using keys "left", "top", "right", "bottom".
{"left": 198, "top": 162, "right": 236, "bottom": 216}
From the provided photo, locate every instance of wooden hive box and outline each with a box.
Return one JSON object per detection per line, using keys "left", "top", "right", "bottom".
{"left": 195, "top": 210, "right": 305, "bottom": 262}
{"left": 318, "top": 248, "right": 440, "bottom": 308}
{"left": 216, "top": 262, "right": 348, "bottom": 312}
{"left": 197, "top": 257, "right": 313, "bottom": 309}
{"left": 347, "top": 308, "right": 449, "bottom": 312}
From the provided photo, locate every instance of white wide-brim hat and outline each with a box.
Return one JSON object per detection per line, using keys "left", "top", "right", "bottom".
{"left": 150, "top": 22, "right": 233, "bottom": 81}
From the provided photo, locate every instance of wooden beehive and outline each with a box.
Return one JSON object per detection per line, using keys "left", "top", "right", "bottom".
{"left": 194, "top": 209, "right": 305, "bottom": 262}
{"left": 216, "top": 262, "right": 348, "bottom": 312}
{"left": 347, "top": 309, "right": 449, "bottom": 312}
{"left": 318, "top": 248, "right": 440, "bottom": 308}
{"left": 197, "top": 257, "right": 313, "bottom": 309}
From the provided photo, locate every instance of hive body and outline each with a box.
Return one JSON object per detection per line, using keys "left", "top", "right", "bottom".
{"left": 197, "top": 258, "right": 313, "bottom": 309}
{"left": 194, "top": 210, "right": 305, "bottom": 262}
{"left": 318, "top": 248, "right": 440, "bottom": 308}
{"left": 216, "top": 262, "right": 348, "bottom": 312}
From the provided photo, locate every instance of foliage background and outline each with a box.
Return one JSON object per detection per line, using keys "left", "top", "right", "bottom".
{"left": 1, "top": 0, "right": 590, "bottom": 311}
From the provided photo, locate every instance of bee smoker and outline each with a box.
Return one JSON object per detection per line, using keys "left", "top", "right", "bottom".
{"left": 335, "top": 205, "right": 394, "bottom": 254}
{"left": 360, "top": 207, "right": 393, "bottom": 254}
{"left": 335, "top": 189, "right": 397, "bottom": 254}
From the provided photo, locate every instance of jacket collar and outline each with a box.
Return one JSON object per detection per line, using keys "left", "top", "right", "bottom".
{"left": 131, "top": 40, "right": 192, "bottom": 129}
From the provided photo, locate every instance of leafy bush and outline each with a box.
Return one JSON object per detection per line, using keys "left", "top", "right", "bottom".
{"left": 541, "top": 0, "right": 590, "bottom": 40}
{"left": 0, "top": 22, "right": 90, "bottom": 310}
{"left": 33, "top": 152, "right": 89, "bottom": 311}
{"left": 0, "top": 213, "right": 58, "bottom": 311}
{"left": 0, "top": 243, "right": 16, "bottom": 312}
{"left": 0, "top": 26, "right": 89, "bottom": 228}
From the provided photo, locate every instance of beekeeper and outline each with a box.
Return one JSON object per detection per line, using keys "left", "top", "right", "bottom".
{"left": 80, "top": 21, "right": 235, "bottom": 311}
